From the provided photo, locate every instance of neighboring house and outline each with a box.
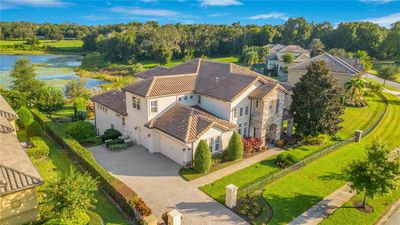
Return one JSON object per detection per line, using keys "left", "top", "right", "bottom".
{"left": 266, "top": 44, "right": 310, "bottom": 78}
{"left": 288, "top": 53, "right": 362, "bottom": 89}
{"left": 0, "top": 95, "right": 43, "bottom": 225}
{"left": 91, "top": 58, "right": 288, "bottom": 166}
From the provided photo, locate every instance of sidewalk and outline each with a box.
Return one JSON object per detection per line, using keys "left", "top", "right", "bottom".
{"left": 288, "top": 183, "right": 355, "bottom": 225}
{"left": 192, "top": 147, "right": 283, "bottom": 187}
{"left": 376, "top": 198, "right": 400, "bottom": 225}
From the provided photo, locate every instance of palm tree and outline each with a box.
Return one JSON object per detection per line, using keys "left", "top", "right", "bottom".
{"left": 344, "top": 78, "right": 366, "bottom": 103}
{"left": 355, "top": 50, "right": 372, "bottom": 72}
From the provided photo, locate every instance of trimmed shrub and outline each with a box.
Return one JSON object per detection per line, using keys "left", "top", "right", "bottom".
{"left": 105, "top": 139, "right": 124, "bottom": 148}
{"left": 194, "top": 140, "right": 212, "bottom": 173}
{"left": 31, "top": 109, "right": 151, "bottom": 221}
{"left": 108, "top": 143, "right": 128, "bottom": 151}
{"left": 276, "top": 153, "right": 300, "bottom": 168}
{"left": 87, "top": 211, "right": 103, "bottom": 225}
{"left": 17, "top": 106, "right": 33, "bottom": 128}
{"left": 27, "top": 136, "right": 49, "bottom": 158}
{"left": 66, "top": 121, "right": 96, "bottom": 141}
{"left": 227, "top": 132, "right": 244, "bottom": 161}
{"left": 130, "top": 196, "right": 152, "bottom": 217}
{"left": 73, "top": 110, "right": 88, "bottom": 121}
{"left": 101, "top": 128, "right": 122, "bottom": 142}
{"left": 43, "top": 211, "right": 90, "bottom": 225}
{"left": 26, "top": 121, "right": 42, "bottom": 137}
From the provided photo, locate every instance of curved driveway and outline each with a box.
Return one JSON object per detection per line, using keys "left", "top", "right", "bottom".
{"left": 89, "top": 145, "right": 247, "bottom": 225}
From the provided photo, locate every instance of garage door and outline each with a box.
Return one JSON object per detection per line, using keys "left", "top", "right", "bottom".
{"left": 159, "top": 135, "right": 184, "bottom": 165}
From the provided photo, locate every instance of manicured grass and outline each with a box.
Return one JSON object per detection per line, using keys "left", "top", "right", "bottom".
{"left": 365, "top": 78, "right": 400, "bottom": 91}
{"left": 200, "top": 94, "right": 385, "bottom": 204}
{"left": 320, "top": 188, "right": 400, "bottom": 225}
{"left": 370, "top": 61, "right": 400, "bottom": 83}
{"left": 0, "top": 39, "right": 83, "bottom": 53}
{"left": 17, "top": 130, "right": 128, "bottom": 224}
{"left": 260, "top": 93, "right": 399, "bottom": 225}
{"left": 52, "top": 104, "right": 74, "bottom": 119}
{"left": 138, "top": 55, "right": 241, "bottom": 69}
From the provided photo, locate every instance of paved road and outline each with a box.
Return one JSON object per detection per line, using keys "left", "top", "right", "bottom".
{"left": 365, "top": 73, "right": 400, "bottom": 89}
{"left": 385, "top": 207, "right": 400, "bottom": 225}
{"left": 89, "top": 145, "right": 247, "bottom": 225}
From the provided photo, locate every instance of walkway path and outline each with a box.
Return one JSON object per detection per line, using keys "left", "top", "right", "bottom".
{"left": 288, "top": 183, "right": 355, "bottom": 225}
{"left": 376, "top": 198, "right": 400, "bottom": 225}
{"left": 192, "top": 147, "right": 283, "bottom": 187}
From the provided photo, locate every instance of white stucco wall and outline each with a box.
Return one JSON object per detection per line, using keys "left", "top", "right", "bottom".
{"left": 94, "top": 103, "right": 126, "bottom": 136}
{"left": 125, "top": 92, "right": 148, "bottom": 145}
{"left": 151, "top": 130, "right": 190, "bottom": 165}
{"left": 192, "top": 127, "right": 233, "bottom": 156}
{"left": 147, "top": 93, "right": 197, "bottom": 120}
{"left": 199, "top": 95, "right": 231, "bottom": 120}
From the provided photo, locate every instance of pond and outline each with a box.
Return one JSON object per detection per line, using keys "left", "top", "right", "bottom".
{"left": 0, "top": 54, "right": 108, "bottom": 90}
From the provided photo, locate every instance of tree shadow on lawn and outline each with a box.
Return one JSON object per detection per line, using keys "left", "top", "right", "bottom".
{"left": 318, "top": 171, "right": 347, "bottom": 181}
{"left": 264, "top": 192, "right": 323, "bottom": 225}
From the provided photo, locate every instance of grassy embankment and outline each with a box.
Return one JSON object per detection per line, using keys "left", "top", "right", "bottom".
{"left": 259, "top": 93, "right": 399, "bottom": 225}
{"left": 200, "top": 94, "right": 386, "bottom": 203}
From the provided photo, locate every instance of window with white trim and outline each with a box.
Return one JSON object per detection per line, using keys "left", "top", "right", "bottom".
{"left": 190, "top": 95, "right": 194, "bottom": 100}
{"left": 233, "top": 109, "right": 237, "bottom": 118}
{"left": 150, "top": 100, "right": 158, "bottom": 113}
{"left": 275, "top": 99, "right": 280, "bottom": 113}
{"left": 239, "top": 107, "right": 243, "bottom": 116}
{"left": 243, "top": 122, "right": 248, "bottom": 137}
{"left": 245, "top": 106, "right": 249, "bottom": 115}
{"left": 238, "top": 123, "right": 242, "bottom": 135}
{"left": 132, "top": 96, "right": 141, "bottom": 110}
{"left": 184, "top": 96, "right": 188, "bottom": 101}
{"left": 207, "top": 136, "right": 221, "bottom": 152}
{"left": 215, "top": 136, "right": 220, "bottom": 151}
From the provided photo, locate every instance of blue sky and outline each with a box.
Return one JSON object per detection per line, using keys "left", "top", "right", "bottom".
{"left": 1, "top": 0, "right": 399, "bottom": 27}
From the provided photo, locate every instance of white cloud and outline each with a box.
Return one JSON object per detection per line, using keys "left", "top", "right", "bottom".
{"left": 200, "top": 0, "right": 242, "bottom": 7}
{"left": 1, "top": 0, "right": 70, "bottom": 9}
{"left": 359, "top": 0, "right": 395, "bottom": 4}
{"left": 249, "top": 12, "right": 288, "bottom": 20}
{"left": 209, "top": 13, "right": 231, "bottom": 17}
{"left": 110, "top": 7, "right": 179, "bottom": 17}
{"left": 363, "top": 13, "right": 400, "bottom": 27}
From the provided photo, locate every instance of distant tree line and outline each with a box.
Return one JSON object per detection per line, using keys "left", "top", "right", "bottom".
{"left": 1, "top": 18, "right": 399, "bottom": 61}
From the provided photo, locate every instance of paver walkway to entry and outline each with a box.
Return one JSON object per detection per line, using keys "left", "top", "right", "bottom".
{"left": 288, "top": 183, "right": 355, "bottom": 225}
{"left": 89, "top": 145, "right": 247, "bottom": 225}
{"left": 192, "top": 147, "right": 283, "bottom": 187}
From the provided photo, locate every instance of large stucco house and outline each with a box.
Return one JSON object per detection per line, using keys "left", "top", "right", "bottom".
{"left": 266, "top": 44, "right": 310, "bottom": 78}
{"left": 91, "top": 59, "right": 288, "bottom": 166}
{"left": 0, "top": 95, "right": 43, "bottom": 225}
{"left": 288, "top": 53, "right": 363, "bottom": 89}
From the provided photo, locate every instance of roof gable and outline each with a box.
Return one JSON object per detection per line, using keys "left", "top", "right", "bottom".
{"left": 290, "top": 53, "right": 361, "bottom": 75}
{"left": 90, "top": 90, "right": 127, "bottom": 115}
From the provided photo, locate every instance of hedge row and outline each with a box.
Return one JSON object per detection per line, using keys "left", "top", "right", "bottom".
{"left": 31, "top": 109, "right": 150, "bottom": 221}
{"left": 27, "top": 136, "right": 49, "bottom": 159}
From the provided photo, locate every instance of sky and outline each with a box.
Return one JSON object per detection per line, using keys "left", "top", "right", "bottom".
{"left": 0, "top": 0, "right": 399, "bottom": 27}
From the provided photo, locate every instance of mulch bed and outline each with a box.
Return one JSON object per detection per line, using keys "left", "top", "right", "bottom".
{"left": 353, "top": 201, "right": 374, "bottom": 213}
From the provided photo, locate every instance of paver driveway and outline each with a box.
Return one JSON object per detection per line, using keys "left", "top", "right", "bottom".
{"left": 89, "top": 145, "right": 247, "bottom": 225}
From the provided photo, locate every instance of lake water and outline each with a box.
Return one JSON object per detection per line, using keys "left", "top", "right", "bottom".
{"left": 0, "top": 54, "right": 107, "bottom": 89}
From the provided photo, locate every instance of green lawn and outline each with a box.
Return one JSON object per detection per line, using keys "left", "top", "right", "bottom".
{"left": 369, "top": 61, "right": 400, "bottom": 83}
{"left": 200, "top": 94, "right": 385, "bottom": 203}
{"left": 17, "top": 130, "right": 129, "bottom": 224}
{"left": 0, "top": 39, "right": 83, "bottom": 53}
{"left": 365, "top": 78, "right": 399, "bottom": 91}
{"left": 260, "top": 93, "right": 399, "bottom": 225}
{"left": 138, "top": 56, "right": 241, "bottom": 69}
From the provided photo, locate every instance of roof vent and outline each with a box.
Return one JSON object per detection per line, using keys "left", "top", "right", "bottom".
{"left": 216, "top": 77, "right": 220, "bottom": 83}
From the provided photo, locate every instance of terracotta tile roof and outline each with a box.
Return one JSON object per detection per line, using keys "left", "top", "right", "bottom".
{"left": 290, "top": 53, "right": 361, "bottom": 75}
{"left": 135, "top": 59, "right": 200, "bottom": 79}
{"left": 125, "top": 58, "right": 281, "bottom": 102}
{"left": 0, "top": 165, "right": 42, "bottom": 195}
{"left": 90, "top": 90, "right": 127, "bottom": 116}
{"left": 0, "top": 95, "right": 18, "bottom": 120}
{"left": 278, "top": 45, "right": 310, "bottom": 54}
{"left": 146, "top": 104, "right": 236, "bottom": 143}
{"left": 249, "top": 82, "right": 288, "bottom": 99}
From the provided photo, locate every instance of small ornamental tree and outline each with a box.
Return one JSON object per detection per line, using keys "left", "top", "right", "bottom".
{"left": 227, "top": 132, "right": 244, "bottom": 161}
{"left": 290, "top": 61, "right": 345, "bottom": 137}
{"left": 345, "top": 141, "right": 400, "bottom": 210}
{"left": 194, "top": 140, "right": 211, "bottom": 173}
{"left": 377, "top": 65, "right": 398, "bottom": 85}
{"left": 16, "top": 106, "right": 34, "bottom": 128}
{"left": 40, "top": 167, "right": 98, "bottom": 220}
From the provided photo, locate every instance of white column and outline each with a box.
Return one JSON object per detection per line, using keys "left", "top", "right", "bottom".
{"left": 225, "top": 184, "right": 238, "bottom": 208}
{"left": 167, "top": 209, "right": 182, "bottom": 225}
{"left": 355, "top": 130, "right": 363, "bottom": 143}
